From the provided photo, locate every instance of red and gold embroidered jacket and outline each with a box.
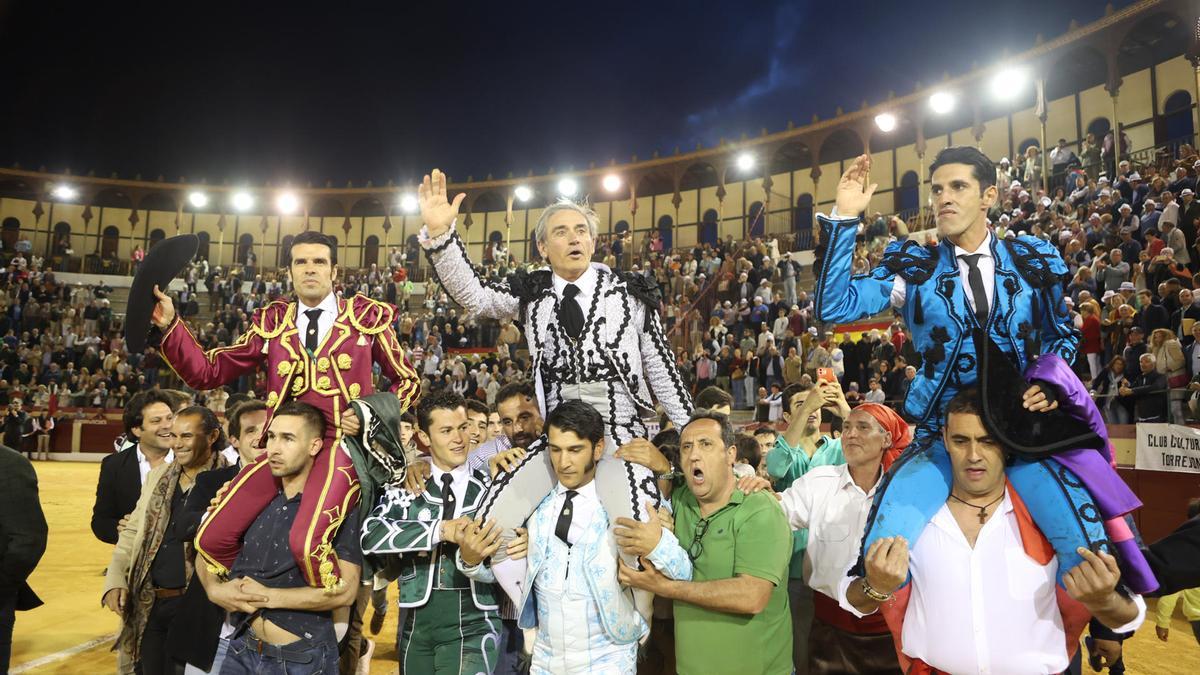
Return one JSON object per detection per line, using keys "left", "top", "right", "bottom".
{"left": 160, "top": 293, "right": 420, "bottom": 431}
{"left": 158, "top": 293, "right": 420, "bottom": 590}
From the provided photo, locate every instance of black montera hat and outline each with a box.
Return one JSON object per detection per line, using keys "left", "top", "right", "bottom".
{"left": 124, "top": 234, "right": 198, "bottom": 353}
{"left": 974, "top": 330, "right": 1105, "bottom": 459}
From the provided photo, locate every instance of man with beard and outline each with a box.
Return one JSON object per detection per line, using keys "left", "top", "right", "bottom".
{"left": 92, "top": 391, "right": 176, "bottom": 545}
{"left": 462, "top": 400, "right": 691, "bottom": 674}
{"left": 101, "top": 406, "right": 229, "bottom": 674}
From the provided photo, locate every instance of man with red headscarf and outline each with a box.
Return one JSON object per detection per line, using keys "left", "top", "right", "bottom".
{"left": 773, "top": 403, "right": 910, "bottom": 674}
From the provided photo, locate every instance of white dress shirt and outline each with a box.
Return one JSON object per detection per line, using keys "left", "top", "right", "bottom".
{"left": 552, "top": 264, "right": 599, "bottom": 318}
{"left": 429, "top": 461, "right": 471, "bottom": 546}
{"left": 296, "top": 292, "right": 339, "bottom": 352}
{"left": 778, "top": 464, "right": 878, "bottom": 601}
{"left": 839, "top": 491, "right": 1145, "bottom": 675}
{"left": 890, "top": 232, "right": 996, "bottom": 315}
{"left": 548, "top": 479, "right": 600, "bottom": 546}
{"left": 135, "top": 444, "right": 174, "bottom": 485}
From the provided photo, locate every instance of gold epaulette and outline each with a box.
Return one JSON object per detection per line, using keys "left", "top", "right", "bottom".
{"left": 252, "top": 301, "right": 294, "bottom": 340}
{"left": 345, "top": 294, "right": 396, "bottom": 336}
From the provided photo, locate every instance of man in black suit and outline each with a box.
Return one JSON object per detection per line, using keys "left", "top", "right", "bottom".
{"left": 1121, "top": 353, "right": 1169, "bottom": 423}
{"left": 91, "top": 390, "right": 177, "bottom": 544}
{"left": 0, "top": 444, "right": 48, "bottom": 673}
{"left": 167, "top": 399, "right": 270, "bottom": 674}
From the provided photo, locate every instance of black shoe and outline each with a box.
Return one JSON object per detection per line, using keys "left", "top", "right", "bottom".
{"left": 369, "top": 608, "right": 386, "bottom": 635}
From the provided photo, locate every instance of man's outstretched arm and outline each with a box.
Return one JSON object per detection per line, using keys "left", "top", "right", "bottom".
{"left": 418, "top": 169, "right": 521, "bottom": 321}
{"left": 814, "top": 155, "right": 898, "bottom": 323}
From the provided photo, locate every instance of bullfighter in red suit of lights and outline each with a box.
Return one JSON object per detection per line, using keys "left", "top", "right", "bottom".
{"left": 153, "top": 230, "right": 420, "bottom": 590}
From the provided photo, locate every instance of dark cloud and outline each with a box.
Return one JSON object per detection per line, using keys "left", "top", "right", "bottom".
{"left": 0, "top": 0, "right": 1133, "bottom": 185}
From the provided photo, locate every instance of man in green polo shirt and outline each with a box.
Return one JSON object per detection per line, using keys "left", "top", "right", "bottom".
{"left": 765, "top": 380, "right": 848, "bottom": 674}
{"left": 619, "top": 409, "right": 792, "bottom": 675}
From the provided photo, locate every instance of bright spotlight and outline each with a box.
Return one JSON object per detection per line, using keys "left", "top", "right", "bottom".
{"left": 991, "top": 67, "right": 1027, "bottom": 100}
{"left": 557, "top": 177, "right": 578, "bottom": 197}
{"left": 276, "top": 192, "right": 300, "bottom": 214}
{"left": 399, "top": 194, "right": 419, "bottom": 213}
{"left": 188, "top": 191, "right": 209, "bottom": 208}
{"left": 874, "top": 113, "right": 897, "bottom": 132}
{"left": 929, "top": 91, "right": 956, "bottom": 114}
{"left": 231, "top": 191, "right": 254, "bottom": 212}
{"left": 602, "top": 174, "right": 622, "bottom": 193}
{"left": 736, "top": 153, "right": 755, "bottom": 172}
{"left": 51, "top": 184, "right": 77, "bottom": 200}
{"left": 514, "top": 185, "right": 533, "bottom": 202}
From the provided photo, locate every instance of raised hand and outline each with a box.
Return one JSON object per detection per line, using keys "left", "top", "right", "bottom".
{"left": 151, "top": 284, "right": 176, "bottom": 329}
{"left": 417, "top": 169, "right": 467, "bottom": 239}
{"left": 835, "top": 154, "right": 878, "bottom": 218}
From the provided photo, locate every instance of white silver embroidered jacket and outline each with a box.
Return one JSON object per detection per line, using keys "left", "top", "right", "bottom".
{"left": 421, "top": 225, "right": 692, "bottom": 444}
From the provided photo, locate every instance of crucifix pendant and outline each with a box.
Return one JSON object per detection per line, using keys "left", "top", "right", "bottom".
{"left": 977, "top": 507, "right": 988, "bottom": 524}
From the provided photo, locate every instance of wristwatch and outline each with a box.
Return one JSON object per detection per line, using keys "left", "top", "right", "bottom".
{"left": 860, "top": 577, "right": 892, "bottom": 602}
{"left": 655, "top": 464, "right": 681, "bottom": 481}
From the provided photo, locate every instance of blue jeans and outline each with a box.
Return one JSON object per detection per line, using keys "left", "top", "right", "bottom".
{"left": 221, "top": 635, "right": 337, "bottom": 675}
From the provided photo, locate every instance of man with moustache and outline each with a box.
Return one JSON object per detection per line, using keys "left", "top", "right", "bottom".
{"left": 840, "top": 389, "right": 1146, "bottom": 675}
{"left": 101, "top": 406, "right": 229, "bottom": 674}
{"left": 362, "top": 391, "right": 506, "bottom": 674}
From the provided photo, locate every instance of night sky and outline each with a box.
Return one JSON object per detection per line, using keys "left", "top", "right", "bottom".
{"left": 0, "top": 0, "right": 1134, "bottom": 187}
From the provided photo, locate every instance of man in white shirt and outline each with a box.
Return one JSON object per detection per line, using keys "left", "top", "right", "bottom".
{"left": 774, "top": 403, "right": 907, "bottom": 673}
{"left": 840, "top": 389, "right": 1145, "bottom": 675}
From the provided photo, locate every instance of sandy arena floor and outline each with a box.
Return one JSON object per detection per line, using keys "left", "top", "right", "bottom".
{"left": 9, "top": 461, "right": 1200, "bottom": 674}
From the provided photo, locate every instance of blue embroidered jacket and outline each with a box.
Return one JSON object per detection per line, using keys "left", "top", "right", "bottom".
{"left": 814, "top": 215, "right": 1078, "bottom": 428}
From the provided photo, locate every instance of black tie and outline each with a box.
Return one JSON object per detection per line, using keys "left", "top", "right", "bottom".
{"left": 304, "top": 308, "right": 322, "bottom": 354}
{"left": 440, "top": 472, "right": 457, "bottom": 520}
{"left": 555, "top": 490, "right": 577, "bottom": 545}
{"left": 561, "top": 284, "right": 584, "bottom": 340}
{"left": 959, "top": 254, "right": 989, "bottom": 326}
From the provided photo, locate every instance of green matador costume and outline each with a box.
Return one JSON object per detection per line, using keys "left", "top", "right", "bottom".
{"left": 360, "top": 453, "right": 500, "bottom": 674}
